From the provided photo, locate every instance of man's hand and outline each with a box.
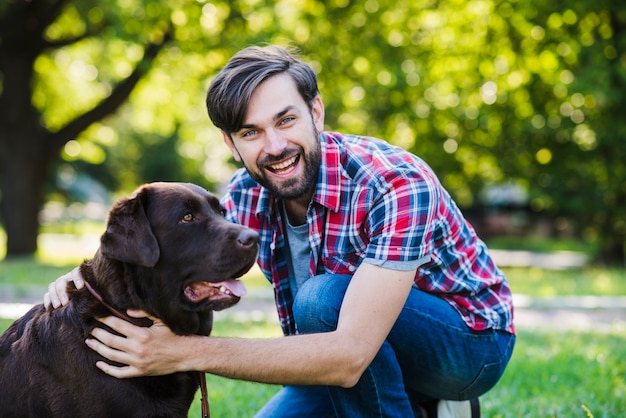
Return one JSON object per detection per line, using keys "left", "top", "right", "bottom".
{"left": 86, "top": 310, "right": 189, "bottom": 379}
{"left": 43, "top": 266, "right": 84, "bottom": 309}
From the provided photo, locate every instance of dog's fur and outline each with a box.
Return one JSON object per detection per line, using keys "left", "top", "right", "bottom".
{"left": 0, "top": 182, "right": 259, "bottom": 417}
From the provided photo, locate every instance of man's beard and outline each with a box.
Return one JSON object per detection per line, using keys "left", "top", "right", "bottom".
{"left": 246, "top": 127, "right": 321, "bottom": 200}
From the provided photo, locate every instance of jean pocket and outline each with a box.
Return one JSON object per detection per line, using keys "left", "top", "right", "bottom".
{"left": 459, "top": 333, "right": 516, "bottom": 399}
{"left": 459, "top": 359, "right": 505, "bottom": 399}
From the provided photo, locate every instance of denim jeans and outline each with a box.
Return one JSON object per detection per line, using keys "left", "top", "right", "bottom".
{"left": 254, "top": 274, "right": 515, "bottom": 418}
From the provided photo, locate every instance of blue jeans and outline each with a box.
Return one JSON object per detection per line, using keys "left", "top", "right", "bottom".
{"left": 254, "top": 274, "right": 515, "bottom": 418}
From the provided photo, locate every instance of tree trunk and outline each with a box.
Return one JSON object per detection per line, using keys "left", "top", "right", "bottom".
{"left": 0, "top": 0, "right": 170, "bottom": 257}
{"left": 0, "top": 152, "right": 50, "bottom": 256}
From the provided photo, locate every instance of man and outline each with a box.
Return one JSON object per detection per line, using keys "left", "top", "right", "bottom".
{"left": 47, "top": 45, "right": 515, "bottom": 417}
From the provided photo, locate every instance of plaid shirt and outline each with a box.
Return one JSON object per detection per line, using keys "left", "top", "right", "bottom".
{"left": 222, "top": 132, "right": 515, "bottom": 336}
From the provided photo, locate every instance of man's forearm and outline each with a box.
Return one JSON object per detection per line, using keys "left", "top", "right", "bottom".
{"left": 182, "top": 332, "right": 367, "bottom": 388}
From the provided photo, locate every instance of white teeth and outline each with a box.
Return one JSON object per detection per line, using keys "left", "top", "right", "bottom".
{"left": 269, "top": 156, "right": 297, "bottom": 171}
{"left": 218, "top": 285, "right": 231, "bottom": 295}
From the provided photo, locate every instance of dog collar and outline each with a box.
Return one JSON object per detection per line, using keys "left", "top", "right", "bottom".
{"left": 83, "top": 280, "right": 151, "bottom": 328}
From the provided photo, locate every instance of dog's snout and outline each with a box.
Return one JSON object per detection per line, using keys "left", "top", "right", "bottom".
{"left": 237, "top": 229, "right": 259, "bottom": 249}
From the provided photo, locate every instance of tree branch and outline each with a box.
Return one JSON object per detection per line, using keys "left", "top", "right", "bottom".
{"left": 49, "top": 28, "right": 173, "bottom": 148}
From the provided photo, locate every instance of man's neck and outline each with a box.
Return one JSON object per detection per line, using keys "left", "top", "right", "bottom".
{"left": 283, "top": 189, "right": 314, "bottom": 226}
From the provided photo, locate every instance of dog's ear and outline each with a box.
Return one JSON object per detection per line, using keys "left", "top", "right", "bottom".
{"left": 99, "top": 187, "right": 160, "bottom": 267}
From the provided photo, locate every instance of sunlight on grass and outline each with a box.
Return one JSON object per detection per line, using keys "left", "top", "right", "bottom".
{"left": 502, "top": 266, "right": 626, "bottom": 296}
{"left": 2, "top": 232, "right": 624, "bottom": 415}
{"left": 2, "top": 318, "right": 623, "bottom": 417}
{"left": 483, "top": 329, "right": 626, "bottom": 417}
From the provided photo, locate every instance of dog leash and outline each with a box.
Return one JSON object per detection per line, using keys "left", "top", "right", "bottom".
{"left": 199, "top": 372, "right": 210, "bottom": 418}
{"left": 84, "top": 280, "right": 211, "bottom": 417}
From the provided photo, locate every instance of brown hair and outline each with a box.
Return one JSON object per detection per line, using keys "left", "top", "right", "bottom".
{"left": 206, "top": 45, "right": 319, "bottom": 135}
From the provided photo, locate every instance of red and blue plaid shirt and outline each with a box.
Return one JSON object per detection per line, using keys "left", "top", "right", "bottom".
{"left": 221, "top": 132, "right": 515, "bottom": 336}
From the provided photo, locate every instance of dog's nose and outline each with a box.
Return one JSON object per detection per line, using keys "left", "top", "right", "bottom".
{"left": 237, "top": 229, "right": 259, "bottom": 249}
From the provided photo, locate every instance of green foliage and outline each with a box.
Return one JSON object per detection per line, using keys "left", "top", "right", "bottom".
{"left": 2, "top": 0, "right": 625, "bottom": 261}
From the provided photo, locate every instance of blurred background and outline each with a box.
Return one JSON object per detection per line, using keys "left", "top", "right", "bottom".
{"left": 1, "top": 1, "right": 625, "bottom": 416}
{"left": 1, "top": 0, "right": 624, "bottom": 265}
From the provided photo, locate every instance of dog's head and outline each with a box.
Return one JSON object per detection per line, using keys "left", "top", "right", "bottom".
{"left": 92, "top": 182, "right": 259, "bottom": 334}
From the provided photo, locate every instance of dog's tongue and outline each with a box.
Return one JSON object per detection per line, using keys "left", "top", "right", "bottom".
{"left": 214, "top": 279, "right": 247, "bottom": 297}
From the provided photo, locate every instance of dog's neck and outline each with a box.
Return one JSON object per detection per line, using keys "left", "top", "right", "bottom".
{"left": 83, "top": 279, "right": 152, "bottom": 328}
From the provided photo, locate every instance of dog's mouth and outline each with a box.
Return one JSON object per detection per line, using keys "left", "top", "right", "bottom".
{"left": 183, "top": 279, "right": 247, "bottom": 306}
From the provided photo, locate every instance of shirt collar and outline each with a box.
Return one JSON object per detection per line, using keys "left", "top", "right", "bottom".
{"left": 312, "top": 132, "right": 342, "bottom": 212}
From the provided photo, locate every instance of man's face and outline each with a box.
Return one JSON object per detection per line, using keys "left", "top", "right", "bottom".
{"left": 223, "top": 73, "right": 325, "bottom": 200}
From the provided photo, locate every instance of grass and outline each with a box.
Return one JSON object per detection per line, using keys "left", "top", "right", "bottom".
{"left": 501, "top": 266, "right": 626, "bottom": 297}
{"left": 2, "top": 255, "right": 624, "bottom": 305}
{"left": 484, "top": 235, "right": 594, "bottom": 254}
{"left": 1, "top": 232, "right": 625, "bottom": 416}
{"left": 483, "top": 329, "right": 626, "bottom": 417}
{"left": 1, "top": 317, "right": 624, "bottom": 417}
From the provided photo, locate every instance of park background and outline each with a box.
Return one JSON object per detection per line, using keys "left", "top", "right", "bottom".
{"left": 0, "top": 0, "right": 625, "bottom": 416}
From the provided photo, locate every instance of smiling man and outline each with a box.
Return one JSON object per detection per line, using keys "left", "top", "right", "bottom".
{"left": 47, "top": 45, "right": 515, "bottom": 418}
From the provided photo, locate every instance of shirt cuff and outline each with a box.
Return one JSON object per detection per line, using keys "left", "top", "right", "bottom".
{"left": 363, "top": 255, "right": 431, "bottom": 271}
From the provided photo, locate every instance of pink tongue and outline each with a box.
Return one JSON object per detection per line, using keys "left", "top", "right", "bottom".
{"left": 213, "top": 279, "right": 247, "bottom": 297}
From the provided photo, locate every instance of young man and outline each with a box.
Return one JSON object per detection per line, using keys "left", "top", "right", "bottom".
{"left": 47, "top": 45, "right": 515, "bottom": 417}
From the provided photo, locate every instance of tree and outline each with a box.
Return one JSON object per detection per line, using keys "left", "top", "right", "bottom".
{"left": 1, "top": 0, "right": 625, "bottom": 264}
{"left": 0, "top": 0, "right": 171, "bottom": 256}
{"left": 295, "top": 0, "right": 626, "bottom": 264}
{"left": 482, "top": 0, "right": 626, "bottom": 265}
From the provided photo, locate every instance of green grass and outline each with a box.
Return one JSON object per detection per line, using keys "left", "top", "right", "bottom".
{"left": 482, "top": 329, "right": 626, "bottom": 418}
{"left": 501, "top": 266, "right": 626, "bottom": 297}
{"left": 1, "top": 317, "right": 623, "bottom": 417}
{"left": 2, "top": 233, "right": 625, "bottom": 416}
{"left": 484, "top": 235, "right": 594, "bottom": 254}
{"left": 2, "top": 255, "right": 624, "bottom": 305}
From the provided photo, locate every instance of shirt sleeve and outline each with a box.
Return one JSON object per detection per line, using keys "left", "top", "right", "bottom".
{"left": 364, "top": 168, "right": 438, "bottom": 264}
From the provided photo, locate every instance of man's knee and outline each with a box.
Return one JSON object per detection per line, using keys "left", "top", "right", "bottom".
{"left": 292, "top": 274, "right": 351, "bottom": 334}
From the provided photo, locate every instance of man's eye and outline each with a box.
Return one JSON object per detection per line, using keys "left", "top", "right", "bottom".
{"left": 182, "top": 213, "right": 194, "bottom": 222}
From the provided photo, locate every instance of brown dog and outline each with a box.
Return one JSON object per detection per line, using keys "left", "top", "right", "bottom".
{"left": 0, "top": 182, "right": 259, "bottom": 417}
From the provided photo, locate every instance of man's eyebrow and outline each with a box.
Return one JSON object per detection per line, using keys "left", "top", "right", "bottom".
{"left": 237, "top": 105, "right": 299, "bottom": 132}
{"left": 274, "top": 105, "right": 298, "bottom": 121}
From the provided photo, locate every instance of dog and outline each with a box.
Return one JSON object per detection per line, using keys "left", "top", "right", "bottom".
{"left": 0, "top": 182, "right": 259, "bottom": 417}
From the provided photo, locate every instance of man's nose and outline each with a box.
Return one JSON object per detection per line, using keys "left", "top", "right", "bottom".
{"left": 264, "top": 128, "right": 288, "bottom": 154}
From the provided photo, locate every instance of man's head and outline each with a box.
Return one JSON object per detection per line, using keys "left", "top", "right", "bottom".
{"left": 206, "top": 45, "right": 319, "bottom": 136}
{"left": 207, "top": 45, "right": 324, "bottom": 203}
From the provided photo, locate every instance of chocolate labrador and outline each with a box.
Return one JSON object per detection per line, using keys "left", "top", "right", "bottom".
{"left": 0, "top": 182, "right": 259, "bottom": 417}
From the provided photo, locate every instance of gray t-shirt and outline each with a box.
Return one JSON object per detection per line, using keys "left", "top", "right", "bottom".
{"left": 282, "top": 207, "right": 311, "bottom": 296}
{"left": 281, "top": 204, "right": 425, "bottom": 296}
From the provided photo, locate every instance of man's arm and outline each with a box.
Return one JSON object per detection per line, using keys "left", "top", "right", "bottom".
{"left": 87, "top": 262, "right": 416, "bottom": 387}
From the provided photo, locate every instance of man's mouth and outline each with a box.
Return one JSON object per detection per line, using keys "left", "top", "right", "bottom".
{"left": 266, "top": 155, "right": 300, "bottom": 175}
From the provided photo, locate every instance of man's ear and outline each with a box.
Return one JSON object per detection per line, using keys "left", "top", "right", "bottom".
{"left": 222, "top": 131, "right": 242, "bottom": 162}
{"left": 311, "top": 95, "right": 325, "bottom": 133}
{"left": 99, "top": 187, "right": 160, "bottom": 267}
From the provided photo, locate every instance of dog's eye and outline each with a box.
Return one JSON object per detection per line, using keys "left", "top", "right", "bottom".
{"left": 182, "top": 213, "right": 194, "bottom": 223}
